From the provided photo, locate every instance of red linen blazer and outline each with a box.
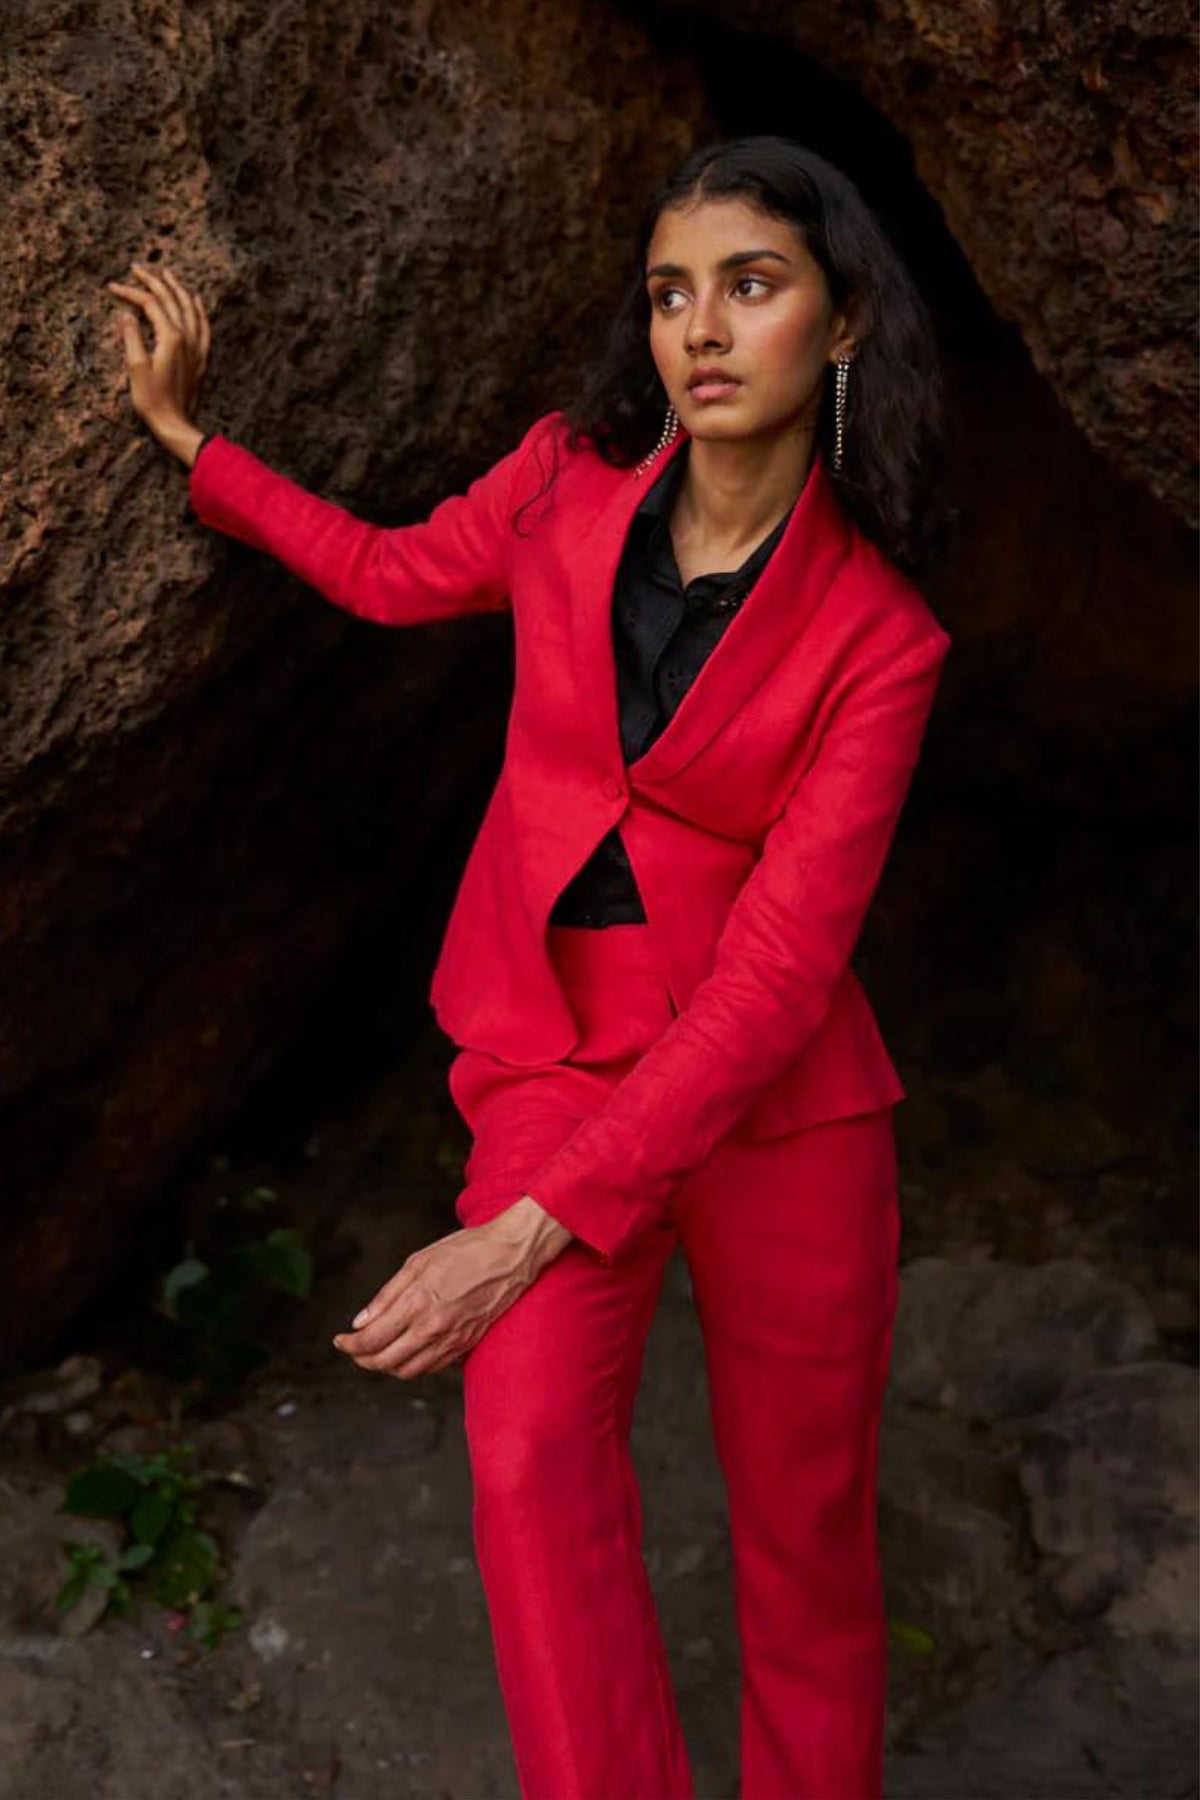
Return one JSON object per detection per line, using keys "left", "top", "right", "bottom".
{"left": 188, "top": 410, "right": 952, "bottom": 1264}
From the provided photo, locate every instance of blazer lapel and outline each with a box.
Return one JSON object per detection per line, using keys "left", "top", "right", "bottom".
{"left": 568, "top": 429, "right": 853, "bottom": 789}
{"left": 564, "top": 440, "right": 679, "bottom": 779}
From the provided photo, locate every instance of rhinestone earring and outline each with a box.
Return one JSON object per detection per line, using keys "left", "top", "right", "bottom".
{"left": 832, "top": 354, "right": 852, "bottom": 473}
{"left": 635, "top": 403, "right": 679, "bottom": 476}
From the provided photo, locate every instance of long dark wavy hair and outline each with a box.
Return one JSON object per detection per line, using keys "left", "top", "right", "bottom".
{"left": 520, "top": 135, "right": 952, "bottom": 576}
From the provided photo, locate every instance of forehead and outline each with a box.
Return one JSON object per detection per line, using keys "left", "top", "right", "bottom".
{"left": 646, "top": 196, "right": 805, "bottom": 266}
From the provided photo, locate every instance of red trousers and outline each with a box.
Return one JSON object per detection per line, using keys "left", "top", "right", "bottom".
{"left": 447, "top": 921, "right": 900, "bottom": 1800}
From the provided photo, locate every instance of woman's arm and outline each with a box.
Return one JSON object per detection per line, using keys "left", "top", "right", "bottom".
{"left": 520, "top": 622, "right": 953, "bottom": 1265}
{"left": 183, "top": 425, "right": 533, "bottom": 627}
{"left": 106, "top": 259, "right": 542, "bottom": 626}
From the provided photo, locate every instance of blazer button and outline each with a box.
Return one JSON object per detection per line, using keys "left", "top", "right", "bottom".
{"left": 601, "top": 775, "right": 625, "bottom": 801}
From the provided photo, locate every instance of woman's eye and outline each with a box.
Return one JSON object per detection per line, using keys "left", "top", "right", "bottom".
{"left": 651, "top": 276, "right": 771, "bottom": 311}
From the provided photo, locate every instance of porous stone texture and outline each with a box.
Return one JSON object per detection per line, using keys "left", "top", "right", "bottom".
{"left": 885, "top": 1356, "right": 1200, "bottom": 1799}
{"left": 663, "top": 0, "right": 1199, "bottom": 523}
{"left": 0, "top": 0, "right": 704, "bottom": 1367}
{"left": 1018, "top": 1359, "right": 1199, "bottom": 1642}
{"left": 881, "top": 1261, "right": 1197, "bottom": 1795}
{"left": 889, "top": 1250, "right": 1160, "bottom": 1420}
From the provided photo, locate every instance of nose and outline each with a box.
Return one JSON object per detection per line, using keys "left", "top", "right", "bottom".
{"left": 684, "top": 287, "right": 731, "bottom": 355}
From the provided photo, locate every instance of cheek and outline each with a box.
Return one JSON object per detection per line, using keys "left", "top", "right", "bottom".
{"left": 750, "top": 309, "right": 826, "bottom": 387}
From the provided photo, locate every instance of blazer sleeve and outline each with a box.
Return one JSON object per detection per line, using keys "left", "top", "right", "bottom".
{"left": 186, "top": 413, "right": 555, "bottom": 626}
{"left": 523, "top": 621, "right": 953, "bottom": 1264}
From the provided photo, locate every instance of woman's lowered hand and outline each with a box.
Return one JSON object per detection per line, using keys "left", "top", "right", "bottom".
{"left": 105, "top": 258, "right": 211, "bottom": 467}
{"left": 332, "top": 1197, "right": 574, "bottom": 1378}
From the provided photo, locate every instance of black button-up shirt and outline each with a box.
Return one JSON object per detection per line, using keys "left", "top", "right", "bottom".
{"left": 549, "top": 437, "right": 796, "bottom": 928}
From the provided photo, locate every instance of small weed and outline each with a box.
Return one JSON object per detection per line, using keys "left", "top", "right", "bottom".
{"left": 888, "top": 1615, "right": 937, "bottom": 1655}
{"left": 186, "top": 1598, "right": 246, "bottom": 1651}
{"left": 56, "top": 1441, "right": 243, "bottom": 1648}
{"left": 140, "top": 1184, "right": 313, "bottom": 1408}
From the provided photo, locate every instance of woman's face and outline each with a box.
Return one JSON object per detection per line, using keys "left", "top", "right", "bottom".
{"left": 644, "top": 194, "right": 852, "bottom": 445}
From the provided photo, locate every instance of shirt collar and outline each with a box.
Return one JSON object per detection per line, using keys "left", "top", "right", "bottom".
{"left": 636, "top": 435, "right": 690, "bottom": 524}
{"left": 635, "top": 437, "right": 799, "bottom": 593}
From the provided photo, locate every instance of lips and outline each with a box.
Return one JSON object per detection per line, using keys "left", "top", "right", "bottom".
{"left": 685, "top": 368, "right": 743, "bottom": 403}
{"left": 687, "top": 368, "right": 741, "bottom": 391}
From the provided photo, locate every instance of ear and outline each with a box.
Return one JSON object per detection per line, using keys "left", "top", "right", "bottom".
{"left": 828, "top": 297, "right": 864, "bottom": 362}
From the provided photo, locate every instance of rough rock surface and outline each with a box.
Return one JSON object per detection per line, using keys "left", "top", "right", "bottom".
{"left": 889, "top": 1250, "right": 1160, "bottom": 1420}
{"left": 0, "top": 0, "right": 703, "bottom": 1367}
{"left": 663, "top": 0, "right": 1199, "bottom": 521}
{"left": 1019, "top": 1359, "right": 1198, "bottom": 1642}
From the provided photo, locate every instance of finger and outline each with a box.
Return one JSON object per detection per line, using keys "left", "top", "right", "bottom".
{"left": 107, "top": 278, "right": 176, "bottom": 348}
{"left": 390, "top": 1335, "right": 469, "bottom": 1378}
{"left": 346, "top": 1256, "right": 425, "bottom": 1333}
{"left": 158, "top": 271, "right": 203, "bottom": 408}
{"left": 348, "top": 1328, "right": 431, "bottom": 1374}
{"left": 158, "top": 265, "right": 200, "bottom": 343}
{"left": 196, "top": 293, "right": 211, "bottom": 370}
{"left": 387, "top": 1349, "right": 446, "bottom": 1379}
{"left": 332, "top": 1284, "right": 428, "bottom": 1358}
{"left": 130, "top": 260, "right": 185, "bottom": 333}
{"left": 366, "top": 1323, "right": 449, "bottom": 1375}
{"left": 347, "top": 1298, "right": 449, "bottom": 1370}
{"left": 109, "top": 304, "right": 150, "bottom": 369}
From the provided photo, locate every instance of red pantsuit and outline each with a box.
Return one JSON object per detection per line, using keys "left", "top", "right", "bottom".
{"left": 450, "top": 922, "right": 900, "bottom": 1800}
{"left": 186, "top": 411, "right": 951, "bottom": 1798}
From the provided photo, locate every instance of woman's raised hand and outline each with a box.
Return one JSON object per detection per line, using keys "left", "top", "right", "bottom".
{"left": 105, "top": 259, "right": 211, "bottom": 466}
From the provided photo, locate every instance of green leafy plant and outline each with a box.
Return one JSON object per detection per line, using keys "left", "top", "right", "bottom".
{"left": 56, "top": 1442, "right": 242, "bottom": 1648}
{"left": 186, "top": 1598, "right": 245, "bottom": 1651}
{"left": 142, "top": 1185, "right": 313, "bottom": 1406}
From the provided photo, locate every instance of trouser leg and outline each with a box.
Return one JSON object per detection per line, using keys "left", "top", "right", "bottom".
{"left": 676, "top": 1108, "right": 900, "bottom": 1800}
{"left": 461, "top": 1213, "right": 694, "bottom": 1800}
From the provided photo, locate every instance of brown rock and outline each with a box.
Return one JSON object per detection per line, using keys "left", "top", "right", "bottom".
{"left": 0, "top": 0, "right": 705, "bottom": 1366}
{"left": 670, "top": 0, "right": 1199, "bottom": 521}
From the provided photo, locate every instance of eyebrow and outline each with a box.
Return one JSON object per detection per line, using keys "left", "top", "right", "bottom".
{"left": 645, "top": 248, "right": 793, "bottom": 280}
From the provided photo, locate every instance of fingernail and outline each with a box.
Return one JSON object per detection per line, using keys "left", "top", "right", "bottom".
{"left": 352, "top": 1307, "right": 370, "bottom": 1327}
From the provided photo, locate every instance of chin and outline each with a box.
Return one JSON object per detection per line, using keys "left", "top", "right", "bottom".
{"left": 679, "top": 408, "right": 755, "bottom": 440}
{"left": 685, "top": 402, "right": 805, "bottom": 445}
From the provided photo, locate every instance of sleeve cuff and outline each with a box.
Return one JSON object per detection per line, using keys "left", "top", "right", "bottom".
{"left": 522, "top": 1137, "right": 654, "bottom": 1266}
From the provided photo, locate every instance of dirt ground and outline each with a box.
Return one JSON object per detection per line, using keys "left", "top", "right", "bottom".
{"left": 1, "top": 1012, "right": 1195, "bottom": 1799}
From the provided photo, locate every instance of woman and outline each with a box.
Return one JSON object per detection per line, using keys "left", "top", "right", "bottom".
{"left": 108, "top": 135, "right": 951, "bottom": 1800}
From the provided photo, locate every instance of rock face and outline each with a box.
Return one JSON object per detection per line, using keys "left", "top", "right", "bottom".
{"left": 668, "top": 0, "right": 1199, "bottom": 523}
{"left": 0, "top": 0, "right": 704, "bottom": 1367}
{"left": 889, "top": 1252, "right": 1160, "bottom": 1420}
{"left": 1019, "top": 1360, "right": 1199, "bottom": 1642}
{"left": 882, "top": 1253, "right": 1198, "bottom": 1796}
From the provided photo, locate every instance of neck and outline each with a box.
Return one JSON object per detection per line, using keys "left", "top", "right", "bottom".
{"left": 673, "top": 424, "right": 817, "bottom": 557}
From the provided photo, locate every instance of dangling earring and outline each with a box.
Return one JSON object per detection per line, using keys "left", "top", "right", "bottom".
{"left": 635, "top": 404, "right": 679, "bottom": 476}
{"left": 832, "top": 354, "right": 852, "bottom": 473}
